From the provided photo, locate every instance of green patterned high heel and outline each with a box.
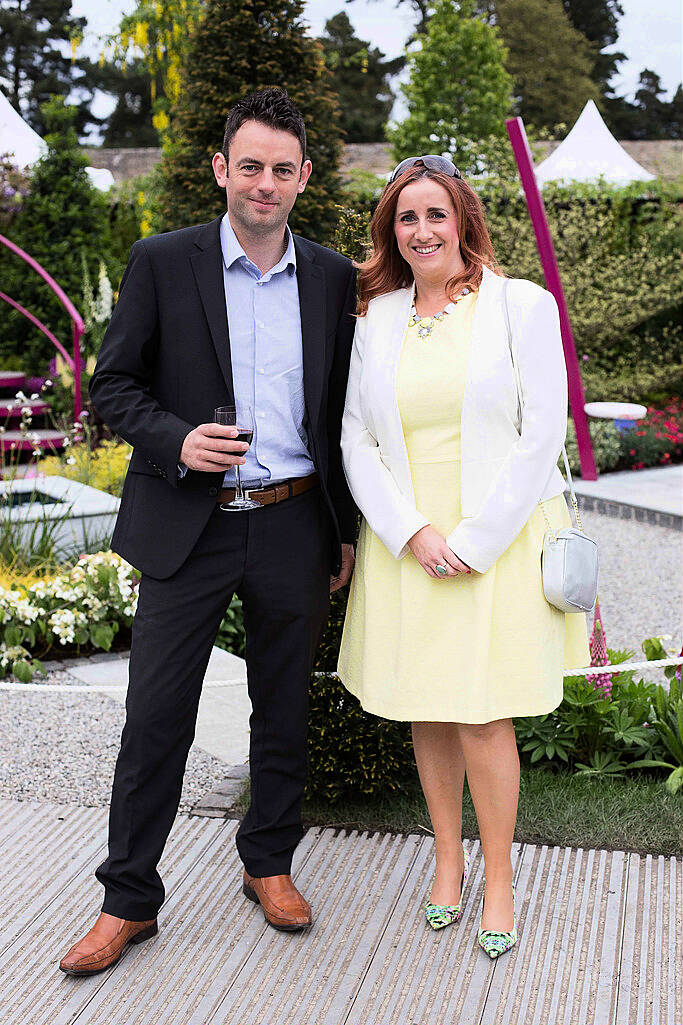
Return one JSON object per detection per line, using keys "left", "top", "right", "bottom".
{"left": 424, "top": 848, "right": 471, "bottom": 930}
{"left": 477, "top": 877, "right": 517, "bottom": 958}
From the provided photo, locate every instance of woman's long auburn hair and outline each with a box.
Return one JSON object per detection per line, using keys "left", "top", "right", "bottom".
{"left": 355, "top": 167, "right": 503, "bottom": 316}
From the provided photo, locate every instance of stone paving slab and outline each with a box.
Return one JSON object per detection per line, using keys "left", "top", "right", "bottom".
{"left": 1, "top": 799, "right": 680, "bottom": 1025}
{"left": 570, "top": 464, "right": 682, "bottom": 521}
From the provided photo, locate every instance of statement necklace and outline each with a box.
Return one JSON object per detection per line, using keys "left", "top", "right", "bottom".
{"left": 410, "top": 287, "right": 472, "bottom": 339}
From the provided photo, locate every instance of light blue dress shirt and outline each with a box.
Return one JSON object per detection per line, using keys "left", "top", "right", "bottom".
{"left": 179, "top": 213, "right": 315, "bottom": 487}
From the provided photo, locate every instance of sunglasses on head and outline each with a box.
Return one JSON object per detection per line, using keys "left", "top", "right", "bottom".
{"left": 388, "top": 154, "right": 462, "bottom": 185}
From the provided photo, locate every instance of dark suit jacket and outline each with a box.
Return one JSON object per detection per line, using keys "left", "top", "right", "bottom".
{"left": 89, "top": 214, "right": 358, "bottom": 579}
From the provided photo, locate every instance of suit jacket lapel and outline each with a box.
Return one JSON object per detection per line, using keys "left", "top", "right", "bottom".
{"left": 189, "top": 215, "right": 235, "bottom": 402}
{"left": 294, "top": 236, "right": 326, "bottom": 436}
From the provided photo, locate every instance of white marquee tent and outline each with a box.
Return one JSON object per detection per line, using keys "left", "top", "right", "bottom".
{"left": 0, "top": 89, "right": 114, "bottom": 191}
{"left": 534, "top": 99, "right": 655, "bottom": 187}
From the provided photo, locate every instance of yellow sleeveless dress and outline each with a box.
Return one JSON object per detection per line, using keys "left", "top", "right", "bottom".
{"left": 337, "top": 290, "right": 590, "bottom": 723}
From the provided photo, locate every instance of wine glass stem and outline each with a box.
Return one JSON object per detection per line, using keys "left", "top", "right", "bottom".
{"left": 235, "top": 463, "right": 244, "bottom": 500}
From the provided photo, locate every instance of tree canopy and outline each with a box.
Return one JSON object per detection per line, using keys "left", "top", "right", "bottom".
{"left": 0, "top": 0, "right": 99, "bottom": 136}
{"left": 318, "top": 12, "right": 401, "bottom": 143}
{"left": 388, "top": 0, "right": 513, "bottom": 176}
{"left": 496, "top": 0, "right": 599, "bottom": 130}
{"left": 158, "top": 0, "right": 345, "bottom": 244}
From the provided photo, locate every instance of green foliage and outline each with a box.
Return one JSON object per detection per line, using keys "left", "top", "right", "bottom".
{"left": 563, "top": 417, "right": 623, "bottom": 476}
{"left": 339, "top": 169, "right": 387, "bottom": 209}
{"left": 0, "top": 0, "right": 97, "bottom": 137}
{"left": 388, "top": 0, "right": 513, "bottom": 177}
{"left": 0, "top": 97, "right": 113, "bottom": 376}
{"left": 477, "top": 178, "right": 683, "bottom": 402}
{"left": 318, "top": 12, "right": 401, "bottom": 143}
{"left": 326, "top": 204, "right": 371, "bottom": 263}
{"left": 157, "top": 0, "right": 345, "bottom": 244}
{"left": 216, "top": 596, "right": 246, "bottom": 659}
{"left": 93, "top": 56, "right": 158, "bottom": 148}
{"left": 0, "top": 551, "right": 138, "bottom": 680}
{"left": 0, "top": 154, "right": 30, "bottom": 230}
{"left": 107, "top": 176, "right": 146, "bottom": 267}
{"left": 308, "top": 589, "right": 417, "bottom": 802}
{"left": 104, "top": 0, "right": 202, "bottom": 142}
{"left": 496, "top": 0, "right": 599, "bottom": 129}
{"left": 514, "top": 638, "right": 683, "bottom": 792}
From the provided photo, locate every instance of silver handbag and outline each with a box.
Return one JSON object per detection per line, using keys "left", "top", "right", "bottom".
{"left": 502, "top": 280, "right": 598, "bottom": 613}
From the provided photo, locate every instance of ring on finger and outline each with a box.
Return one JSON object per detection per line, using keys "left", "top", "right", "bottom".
{"left": 435, "top": 564, "right": 448, "bottom": 576}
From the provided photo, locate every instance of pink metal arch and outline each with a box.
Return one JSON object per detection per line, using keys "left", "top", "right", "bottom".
{"left": 0, "top": 232, "right": 83, "bottom": 420}
{"left": 506, "top": 117, "right": 597, "bottom": 481}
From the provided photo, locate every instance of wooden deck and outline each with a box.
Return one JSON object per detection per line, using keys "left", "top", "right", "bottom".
{"left": 0, "top": 799, "right": 680, "bottom": 1024}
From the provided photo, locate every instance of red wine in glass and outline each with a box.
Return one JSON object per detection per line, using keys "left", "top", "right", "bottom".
{"left": 214, "top": 405, "right": 259, "bottom": 510}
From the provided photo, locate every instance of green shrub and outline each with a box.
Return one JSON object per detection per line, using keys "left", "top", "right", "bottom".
{"left": 479, "top": 179, "right": 682, "bottom": 404}
{"left": 563, "top": 417, "right": 623, "bottom": 475}
{"left": 308, "top": 588, "right": 416, "bottom": 802}
{"left": 0, "top": 97, "right": 114, "bottom": 376}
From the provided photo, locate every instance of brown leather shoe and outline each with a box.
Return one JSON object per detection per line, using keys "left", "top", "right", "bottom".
{"left": 59, "top": 911, "right": 158, "bottom": 976}
{"left": 242, "top": 871, "right": 313, "bottom": 931}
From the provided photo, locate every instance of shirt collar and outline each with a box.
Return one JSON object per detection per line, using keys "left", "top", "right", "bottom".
{"left": 220, "top": 211, "right": 296, "bottom": 280}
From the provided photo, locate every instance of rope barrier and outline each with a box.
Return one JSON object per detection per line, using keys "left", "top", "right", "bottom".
{"left": 1, "top": 658, "right": 680, "bottom": 693}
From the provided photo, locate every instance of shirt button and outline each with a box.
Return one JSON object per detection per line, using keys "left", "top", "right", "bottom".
{"left": 208, "top": 486, "right": 218, "bottom": 497}
{"left": 258, "top": 368, "right": 265, "bottom": 374}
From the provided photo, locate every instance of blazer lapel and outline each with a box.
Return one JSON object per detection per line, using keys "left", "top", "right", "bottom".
{"left": 189, "top": 215, "right": 235, "bottom": 402}
{"left": 294, "top": 237, "right": 326, "bottom": 435}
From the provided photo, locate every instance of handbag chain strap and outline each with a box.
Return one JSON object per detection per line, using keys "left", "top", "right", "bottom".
{"left": 501, "top": 278, "right": 585, "bottom": 539}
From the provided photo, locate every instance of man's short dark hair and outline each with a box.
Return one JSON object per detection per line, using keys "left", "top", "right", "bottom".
{"left": 222, "top": 88, "right": 307, "bottom": 166}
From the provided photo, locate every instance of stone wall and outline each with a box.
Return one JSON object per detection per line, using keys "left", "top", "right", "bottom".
{"left": 82, "top": 140, "right": 682, "bottom": 184}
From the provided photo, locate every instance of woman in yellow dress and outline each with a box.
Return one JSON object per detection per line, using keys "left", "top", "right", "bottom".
{"left": 337, "top": 155, "right": 590, "bottom": 958}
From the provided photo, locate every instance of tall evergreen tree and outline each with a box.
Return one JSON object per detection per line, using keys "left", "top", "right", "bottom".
{"left": 628, "top": 70, "right": 680, "bottom": 141}
{"left": 560, "top": 0, "right": 625, "bottom": 102}
{"left": 158, "top": 0, "right": 344, "bottom": 244}
{"left": 318, "top": 12, "right": 401, "bottom": 143}
{"left": 0, "top": 0, "right": 98, "bottom": 137}
{"left": 663, "top": 84, "right": 683, "bottom": 141}
{"left": 95, "top": 58, "right": 158, "bottom": 148}
{"left": 388, "top": 0, "right": 513, "bottom": 177}
{"left": 496, "top": 0, "right": 598, "bottom": 130}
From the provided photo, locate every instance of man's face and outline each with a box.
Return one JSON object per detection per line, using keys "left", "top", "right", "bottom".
{"left": 212, "top": 120, "right": 312, "bottom": 237}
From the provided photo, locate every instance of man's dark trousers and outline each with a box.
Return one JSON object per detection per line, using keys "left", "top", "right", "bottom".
{"left": 96, "top": 486, "right": 331, "bottom": 921}
{"left": 88, "top": 216, "right": 357, "bottom": 922}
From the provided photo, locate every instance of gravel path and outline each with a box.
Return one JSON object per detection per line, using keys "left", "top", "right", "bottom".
{"left": 0, "top": 688, "right": 231, "bottom": 811}
{"left": 576, "top": 509, "right": 681, "bottom": 681}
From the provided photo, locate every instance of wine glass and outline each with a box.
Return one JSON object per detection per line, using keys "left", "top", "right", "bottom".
{"left": 214, "top": 404, "right": 259, "bottom": 511}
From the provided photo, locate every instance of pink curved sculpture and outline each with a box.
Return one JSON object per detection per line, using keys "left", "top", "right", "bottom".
{"left": 0, "top": 232, "right": 84, "bottom": 420}
{"left": 505, "top": 117, "right": 597, "bottom": 481}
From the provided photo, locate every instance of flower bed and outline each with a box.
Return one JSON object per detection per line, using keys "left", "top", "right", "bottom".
{"left": 0, "top": 550, "right": 138, "bottom": 680}
{"left": 564, "top": 397, "right": 683, "bottom": 476}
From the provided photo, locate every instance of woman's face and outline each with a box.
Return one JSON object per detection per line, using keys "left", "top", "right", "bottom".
{"left": 393, "top": 177, "right": 463, "bottom": 281}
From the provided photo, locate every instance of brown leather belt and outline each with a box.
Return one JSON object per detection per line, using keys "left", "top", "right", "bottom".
{"left": 216, "top": 472, "right": 319, "bottom": 508}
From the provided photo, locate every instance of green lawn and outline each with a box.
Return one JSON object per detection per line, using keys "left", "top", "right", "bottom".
{"left": 235, "top": 768, "right": 683, "bottom": 857}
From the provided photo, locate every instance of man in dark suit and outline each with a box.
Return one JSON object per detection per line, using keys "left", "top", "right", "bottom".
{"left": 59, "top": 88, "right": 357, "bottom": 975}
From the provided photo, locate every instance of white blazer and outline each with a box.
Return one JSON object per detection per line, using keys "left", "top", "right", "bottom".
{"left": 340, "top": 264, "right": 568, "bottom": 575}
